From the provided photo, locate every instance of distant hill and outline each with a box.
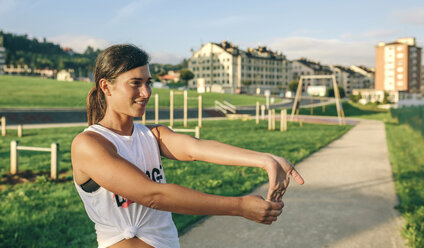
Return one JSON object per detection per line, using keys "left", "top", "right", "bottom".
{"left": 0, "top": 30, "right": 189, "bottom": 79}
{"left": 0, "top": 30, "right": 100, "bottom": 78}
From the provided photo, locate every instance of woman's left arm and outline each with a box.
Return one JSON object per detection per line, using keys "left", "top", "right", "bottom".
{"left": 148, "top": 125, "right": 304, "bottom": 202}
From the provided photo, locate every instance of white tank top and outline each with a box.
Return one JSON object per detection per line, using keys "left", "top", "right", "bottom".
{"left": 74, "top": 123, "right": 179, "bottom": 248}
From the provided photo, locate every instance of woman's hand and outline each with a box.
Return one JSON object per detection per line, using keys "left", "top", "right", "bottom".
{"left": 240, "top": 195, "right": 284, "bottom": 225}
{"left": 264, "top": 154, "right": 304, "bottom": 202}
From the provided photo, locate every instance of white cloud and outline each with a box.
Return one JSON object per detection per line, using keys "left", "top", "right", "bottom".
{"left": 268, "top": 37, "right": 375, "bottom": 67}
{"left": 49, "top": 35, "right": 111, "bottom": 53}
{"left": 392, "top": 7, "right": 424, "bottom": 25}
{"left": 0, "top": 0, "right": 18, "bottom": 15}
{"left": 150, "top": 51, "right": 185, "bottom": 65}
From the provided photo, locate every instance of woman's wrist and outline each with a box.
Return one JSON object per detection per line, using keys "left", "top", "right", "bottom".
{"left": 261, "top": 153, "right": 278, "bottom": 172}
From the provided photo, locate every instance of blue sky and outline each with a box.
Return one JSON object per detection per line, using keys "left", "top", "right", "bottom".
{"left": 1, "top": 0, "right": 423, "bottom": 67}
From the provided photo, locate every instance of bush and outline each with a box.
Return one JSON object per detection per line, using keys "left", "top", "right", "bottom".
{"left": 326, "top": 87, "right": 345, "bottom": 98}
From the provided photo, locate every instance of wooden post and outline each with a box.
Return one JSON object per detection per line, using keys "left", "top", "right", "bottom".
{"left": 268, "top": 110, "right": 272, "bottom": 130}
{"left": 272, "top": 109, "right": 276, "bottom": 130}
{"left": 18, "top": 124, "right": 23, "bottom": 137}
{"left": 10, "top": 140, "right": 18, "bottom": 174}
{"left": 280, "top": 109, "right": 287, "bottom": 132}
{"left": 184, "top": 90, "right": 188, "bottom": 127}
{"left": 266, "top": 95, "right": 270, "bottom": 109}
{"left": 170, "top": 90, "right": 174, "bottom": 127}
{"left": 50, "top": 143, "right": 59, "bottom": 180}
{"left": 1, "top": 116, "right": 6, "bottom": 136}
{"left": 256, "top": 102, "right": 259, "bottom": 124}
{"left": 155, "top": 94, "right": 159, "bottom": 124}
{"left": 198, "top": 95, "right": 202, "bottom": 128}
{"left": 195, "top": 126, "right": 200, "bottom": 139}
{"left": 261, "top": 105, "right": 265, "bottom": 120}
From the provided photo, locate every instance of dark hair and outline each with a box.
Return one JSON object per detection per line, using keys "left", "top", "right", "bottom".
{"left": 87, "top": 44, "right": 150, "bottom": 125}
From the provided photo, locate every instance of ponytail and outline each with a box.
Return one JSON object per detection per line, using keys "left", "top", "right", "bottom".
{"left": 87, "top": 87, "right": 106, "bottom": 126}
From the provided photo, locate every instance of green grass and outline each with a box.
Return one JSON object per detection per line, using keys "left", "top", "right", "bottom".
{"left": 0, "top": 75, "right": 267, "bottom": 109}
{"left": 385, "top": 120, "right": 424, "bottom": 248}
{"left": 0, "top": 119, "right": 352, "bottom": 247}
{"left": 291, "top": 101, "right": 389, "bottom": 119}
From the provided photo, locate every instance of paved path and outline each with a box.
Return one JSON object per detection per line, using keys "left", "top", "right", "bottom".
{"left": 179, "top": 119, "right": 406, "bottom": 248}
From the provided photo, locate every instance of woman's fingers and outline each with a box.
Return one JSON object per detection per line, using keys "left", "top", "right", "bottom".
{"left": 291, "top": 168, "right": 304, "bottom": 185}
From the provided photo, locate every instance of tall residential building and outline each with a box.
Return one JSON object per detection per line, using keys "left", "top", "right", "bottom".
{"left": 331, "top": 65, "right": 369, "bottom": 96}
{"left": 0, "top": 35, "right": 5, "bottom": 74}
{"left": 188, "top": 41, "right": 286, "bottom": 94}
{"left": 375, "top": 37, "right": 422, "bottom": 93}
{"left": 350, "top": 65, "right": 374, "bottom": 89}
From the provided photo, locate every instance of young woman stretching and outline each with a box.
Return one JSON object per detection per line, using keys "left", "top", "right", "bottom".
{"left": 71, "top": 44, "right": 304, "bottom": 248}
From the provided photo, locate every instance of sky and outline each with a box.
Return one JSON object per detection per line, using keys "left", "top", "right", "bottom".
{"left": 1, "top": 0, "right": 424, "bottom": 67}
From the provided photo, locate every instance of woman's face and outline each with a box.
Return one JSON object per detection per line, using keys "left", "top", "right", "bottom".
{"left": 106, "top": 65, "right": 152, "bottom": 118}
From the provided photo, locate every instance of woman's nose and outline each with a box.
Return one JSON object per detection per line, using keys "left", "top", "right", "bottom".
{"left": 139, "top": 85, "right": 151, "bottom": 98}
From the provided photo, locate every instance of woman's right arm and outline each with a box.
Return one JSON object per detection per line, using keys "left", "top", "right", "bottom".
{"left": 71, "top": 132, "right": 283, "bottom": 225}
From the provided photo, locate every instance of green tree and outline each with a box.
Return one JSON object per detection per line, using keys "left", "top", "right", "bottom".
{"left": 179, "top": 69, "right": 194, "bottom": 82}
{"left": 288, "top": 80, "right": 299, "bottom": 92}
{"left": 326, "top": 87, "right": 345, "bottom": 98}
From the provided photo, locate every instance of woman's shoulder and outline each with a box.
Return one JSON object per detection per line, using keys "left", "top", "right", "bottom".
{"left": 72, "top": 130, "right": 117, "bottom": 154}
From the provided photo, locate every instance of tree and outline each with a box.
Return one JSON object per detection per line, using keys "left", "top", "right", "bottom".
{"left": 242, "top": 80, "right": 253, "bottom": 86}
{"left": 288, "top": 80, "right": 299, "bottom": 92}
{"left": 326, "top": 87, "right": 345, "bottom": 98}
{"left": 179, "top": 69, "right": 194, "bottom": 82}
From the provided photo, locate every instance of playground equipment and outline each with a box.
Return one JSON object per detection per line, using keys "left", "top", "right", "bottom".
{"left": 10, "top": 140, "right": 59, "bottom": 180}
{"left": 290, "top": 75, "right": 345, "bottom": 125}
{"left": 170, "top": 90, "right": 202, "bottom": 128}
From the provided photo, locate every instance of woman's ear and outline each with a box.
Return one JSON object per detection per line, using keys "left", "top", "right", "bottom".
{"left": 99, "top": 78, "right": 112, "bottom": 96}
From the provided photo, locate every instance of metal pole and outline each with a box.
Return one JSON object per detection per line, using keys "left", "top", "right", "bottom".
{"left": 184, "top": 90, "right": 188, "bottom": 127}
{"left": 50, "top": 143, "right": 59, "bottom": 180}
{"left": 155, "top": 94, "right": 159, "bottom": 124}
{"left": 170, "top": 90, "right": 174, "bottom": 127}
{"left": 10, "top": 140, "right": 18, "bottom": 174}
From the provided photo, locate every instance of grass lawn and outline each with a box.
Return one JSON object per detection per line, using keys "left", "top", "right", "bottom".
{"left": 0, "top": 75, "right": 267, "bottom": 109}
{"left": 385, "top": 120, "right": 424, "bottom": 248}
{"left": 0, "top": 119, "right": 352, "bottom": 247}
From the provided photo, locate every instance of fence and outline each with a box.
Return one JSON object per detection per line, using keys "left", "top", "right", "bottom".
{"left": 10, "top": 140, "right": 59, "bottom": 179}
{"left": 390, "top": 105, "right": 424, "bottom": 137}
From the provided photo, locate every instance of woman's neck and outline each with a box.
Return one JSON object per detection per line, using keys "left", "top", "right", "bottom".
{"left": 98, "top": 114, "right": 134, "bottom": 136}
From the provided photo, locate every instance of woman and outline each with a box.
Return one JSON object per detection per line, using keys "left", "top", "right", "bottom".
{"left": 71, "top": 44, "right": 304, "bottom": 248}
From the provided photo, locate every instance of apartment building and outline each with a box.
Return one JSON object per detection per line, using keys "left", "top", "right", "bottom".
{"left": 287, "top": 58, "right": 333, "bottom": 93}
{"left": 375, "top": 37, "right": 422, "bottom": 93}
{"left": 188, "top": 41, "right": 286, "bottom": 94}
{"left": 350, "top": 65, "right": 374, "bottom": 89}
{"left": 331, "top": 65, "right": 369, "bottom": 96}
{"left": 0, "top": 35, "right": 5, "bottom": 74}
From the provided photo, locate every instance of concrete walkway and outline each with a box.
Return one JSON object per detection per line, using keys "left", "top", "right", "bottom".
{"left": 179, "top": 119, "right": 406, "bottom": 248}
